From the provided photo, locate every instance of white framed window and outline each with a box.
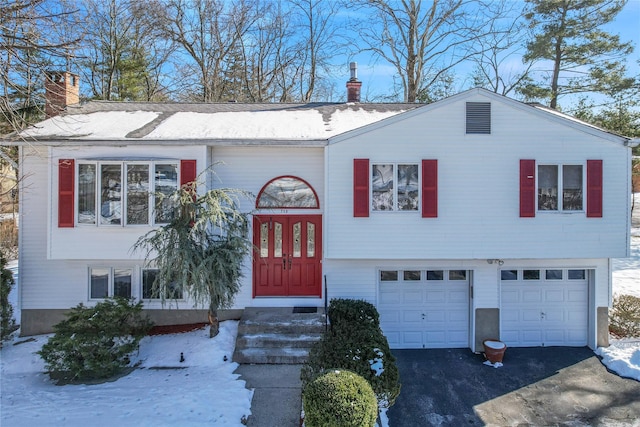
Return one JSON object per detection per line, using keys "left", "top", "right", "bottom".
{"left": 89, "top": 267, "right": 132, "bottom": 300}
{"left": 372, "top": 163, "right": 419, "bottom": 211}
{"left": 141, "top": 269, "right": 184, "bottom": 300}
{"left": 77, "top": 160, "right": 179, "bottom": 226}
{"left": 538, "top": 164, "right": 583, "bottom": 212}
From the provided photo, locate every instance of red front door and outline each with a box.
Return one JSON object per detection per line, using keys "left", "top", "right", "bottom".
{"left": 253, "top": 215, "right": 322, "bottom": 297}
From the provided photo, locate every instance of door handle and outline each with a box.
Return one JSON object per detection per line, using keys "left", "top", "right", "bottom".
{"left": 288, "top": 255, "right": 292, "bottom": 270}
{"left": 283, "top": 253, "right": 287, "bottom": 270}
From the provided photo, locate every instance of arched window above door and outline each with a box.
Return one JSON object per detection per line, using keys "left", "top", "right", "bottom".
{"left": 256, "top": 176, "right": 319, "bottom": 209}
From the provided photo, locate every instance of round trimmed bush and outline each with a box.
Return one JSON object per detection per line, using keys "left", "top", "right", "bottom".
{"left": 303, "top": 369, "right": 378, "bottom": 427}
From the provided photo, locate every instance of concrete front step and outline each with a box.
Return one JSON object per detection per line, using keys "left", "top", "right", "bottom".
{"left": 236, "top": 332, "right": 324, "bottom": 349}
{"left": 233, "top": 307, "right": 327, "bottom": 364}
{"left": 234, "top": 347, "right": 313, "bottom": 364}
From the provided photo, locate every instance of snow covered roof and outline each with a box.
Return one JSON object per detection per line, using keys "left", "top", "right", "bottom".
{"left": 16, "top": 101, "right": 418, "bottom": 143}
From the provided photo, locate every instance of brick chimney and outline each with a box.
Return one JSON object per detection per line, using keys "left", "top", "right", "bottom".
{"left": 45, "top": 71, "right": 79, "bottom": 118}
{"left": 346, "top": 62, "right": 362, "bottom": 103}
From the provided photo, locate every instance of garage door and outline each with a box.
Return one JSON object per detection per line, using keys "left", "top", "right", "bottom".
{"left": 378, "top": 269, "right": 469, "bottom": 349}
{"left": 500, "top": 268, "right": 588, "bottom": 347}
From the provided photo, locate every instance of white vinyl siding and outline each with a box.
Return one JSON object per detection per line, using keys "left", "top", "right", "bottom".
{"left": 326, "top": 93, "right": 629, "bottom": 260}
{"left": 210, "top": 146, "right": 324, "bottom": 309}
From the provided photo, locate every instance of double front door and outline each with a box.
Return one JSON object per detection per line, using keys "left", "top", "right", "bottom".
{"left": 253, "top": 215, "right": 322, "bottom": 297}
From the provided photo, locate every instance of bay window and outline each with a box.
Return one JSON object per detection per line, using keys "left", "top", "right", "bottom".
{"left": 77, "top": 161, "right": 178, "bottom": 226}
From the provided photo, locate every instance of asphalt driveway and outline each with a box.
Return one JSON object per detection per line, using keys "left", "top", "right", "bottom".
{"left": 388, "top": 347, "right": 640, "bottom": 426}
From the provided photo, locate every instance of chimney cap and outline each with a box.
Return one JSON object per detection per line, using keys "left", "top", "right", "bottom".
{"left": 349, "top": 62, "right": 359, "bottom": 82}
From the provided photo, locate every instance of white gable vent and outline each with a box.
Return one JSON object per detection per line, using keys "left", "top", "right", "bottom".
{"left": 466, "top": 102, "right": 491, "bottom": 134}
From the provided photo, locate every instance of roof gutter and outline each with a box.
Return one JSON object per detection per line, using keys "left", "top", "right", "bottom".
{"left": 625, "top": 138, "right": 640, "bottom": 148}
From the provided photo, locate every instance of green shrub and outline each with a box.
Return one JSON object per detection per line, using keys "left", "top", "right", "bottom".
{"left": 303, "top": 369, "right": 378, "bottom": 427}
{"left": 327, "top": 298, "right": 379, "bottom": 332}
{"left": 609, "top": 294, "right": 640, "bottom": 338}
{"left": 38, "top": 298, "right": 153, "bottom": 382}
{"left": 0, "top": 251, "right": 18, "bottom": 344}
{"left": 302, "top": 298, "right": 401, "bottom": 409}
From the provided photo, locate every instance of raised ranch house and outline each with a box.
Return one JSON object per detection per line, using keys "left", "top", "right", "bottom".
{"left": 8, "top": 70, "right": 639, "bottom": 353}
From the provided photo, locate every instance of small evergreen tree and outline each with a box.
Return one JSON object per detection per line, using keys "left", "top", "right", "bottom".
{"left": 1, "top": 251, "right": 18, "bottom": 344}
{"left": 38, "top": 297, "right": 153, "bottom": 382}
{"left": 133, "top": 170, "right": 253, "bottom": 337}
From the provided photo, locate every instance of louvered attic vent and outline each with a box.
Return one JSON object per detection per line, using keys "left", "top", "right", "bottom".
{"left": 466, "top": 102, "right": 491, "bottom": 134}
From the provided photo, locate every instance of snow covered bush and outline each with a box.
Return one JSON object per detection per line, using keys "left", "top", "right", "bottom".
{"left": 303, "top": 369, "right": 378, "bottom": 427}
{"left": 38, "top": 298, "right": 153, "bottom": 382}
{"left": 0, "top": 251, "right": 18, "bottom": 344}
{"left": 302, "top": 298, "right": 400, "bottom": 409}
{"left": 609, "top": 294, "right": 640, "bottom": 338}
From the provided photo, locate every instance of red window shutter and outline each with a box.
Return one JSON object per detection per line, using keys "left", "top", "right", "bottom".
{"left": 587, "top": 160, "right": 603, "bottom": 218}
{"left": 353, "top": 159, "right": 369, "bottom": 217}
{"left": 180, "top": 160, "right": 197, "bottom": 187}
{"left": 422, "top": 160, "right": 438, "bottom": 218}
{"left": 520, "top": 159, "right": 536, "bottom": 218}
{"left": 58, "top": 159, "right": 75, "bottom": 227}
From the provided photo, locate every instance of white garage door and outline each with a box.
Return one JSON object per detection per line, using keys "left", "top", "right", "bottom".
{"left": 500, "top": 268, "right": 588, "bottom": 347}
{"left": 378, "top": 269, "right": 469, "bottom": 349}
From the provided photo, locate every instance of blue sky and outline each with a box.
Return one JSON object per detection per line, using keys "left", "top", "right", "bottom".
{"left": 336, "top": 0, "right": 640, "bottom": 104}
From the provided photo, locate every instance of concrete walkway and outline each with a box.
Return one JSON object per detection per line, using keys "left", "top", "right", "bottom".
{"left": 235, "top": 364, "right": 303, "bottom": 427}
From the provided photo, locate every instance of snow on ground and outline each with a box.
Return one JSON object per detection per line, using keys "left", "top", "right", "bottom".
{"left": 0, "top": 322, "right": 253, "bottom": 427}
{"left": 2, "top": 201, "right": 639, "bottom": 426}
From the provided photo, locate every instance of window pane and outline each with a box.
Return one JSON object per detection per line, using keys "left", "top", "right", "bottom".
{"left": 257, "top": 177, "right": 319, "bottom": 208}
{"left": 397, "top": 164, "right": 419, "bottom": 211}
{"left": 154, "top": 164, "right": 178, "bottom": 224}
{"left": 78, "top": 164, "right": 96, "bottom": 224}
{"left": 568, "top": 269, "right": 586, "bottom": 280}
{"left": 293, "top": 222, "right": 301, "bottom": 257}
{"left": 403, "top": 270, "right": 421, "bottom": 281}
{"left": 380, "top": 271, "right": 398, "bottom": 281}
{"left": 501, "top": 270, "right": 518, "bottom": 280}
{"left": 114, "top": 269, "right": 132, "bottom": 298}
{"left": 260, "top": 223, "right": 269, "bottom": 257}
{"left": 545, "top": 269, "right": 563, "bottom": 280}
{"left": 449, "top": 270, "right": 467, "bottom": 280}
{"left": 372, "top": 164, "right": 394, "bottom": 211}
{"left": 100, "top": 164, "right": 122, "bottom": 225}
{"left": 563, "top": 165, "right": 583, "bottom": 211}
{"left": 426, "top": 270, "right": 444, "bottom": 280}
{"left": 538, "top": 165, "right": 558, "bottom": 211}
{"left": 126, "top": 164, "right": 149, "bottom": 224}
{"left": 167, "top": 282, "right": 183, "bottom": 300}
{"left": 523, "top": 270, "right": 540, "bottom": 280}
{"left": 307, "top": 222, "right": 315, "bottom": 257}
{"left": 142, "top": 269, "right": 158, "bottom": 299}
{"left": 90, "top": 268, "right": 109, "bottom": 299}
{"left": 274, "top": 222, "right": 282, "bottom": 257}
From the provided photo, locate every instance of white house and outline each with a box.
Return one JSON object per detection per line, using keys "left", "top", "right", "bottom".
{"left": 10, "top": 71, "right": 637, "bottom": 352}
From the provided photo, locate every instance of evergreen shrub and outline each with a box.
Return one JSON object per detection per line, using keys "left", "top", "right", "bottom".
{"left": 303, "top": 369, "right": 378, "bottom": 427}
{"left": 38, "top": 297, "right": 153, "bottom": 382}
{"left": 1, "top": 252, "right": 18, "bottom": 343}
{"left": 302, "top": 298, "right": 401, "bottom": 409}
{"left": 609, "top": 294, "right": 640, "bottom": 338}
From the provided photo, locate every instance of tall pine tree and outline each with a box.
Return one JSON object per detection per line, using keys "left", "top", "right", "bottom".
{"left": 521, "top": 0, "right": 634, "bottom": 109}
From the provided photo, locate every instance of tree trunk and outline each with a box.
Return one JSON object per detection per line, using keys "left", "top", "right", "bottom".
{"left": 208, "top": 306, "right": 219, "bottom": 338}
